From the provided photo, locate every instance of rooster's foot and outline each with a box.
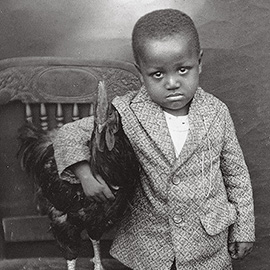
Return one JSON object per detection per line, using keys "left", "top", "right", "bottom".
{"left": 67, "top": 259, "right": 76, "bottom": 270}
{"left": 91, "top": 257, "right": 105, "bottom": 270}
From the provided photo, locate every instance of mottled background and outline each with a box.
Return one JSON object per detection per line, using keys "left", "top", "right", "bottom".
{"left": 0, "top": 0, "right": 269, "bottom": 268}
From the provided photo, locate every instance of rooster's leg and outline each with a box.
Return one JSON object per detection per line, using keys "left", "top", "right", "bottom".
{"left": 67, "top": 259, "right": 77, "bottom": 270}
{"left": 90, "top": 238, "right": 105, "bottom": 270}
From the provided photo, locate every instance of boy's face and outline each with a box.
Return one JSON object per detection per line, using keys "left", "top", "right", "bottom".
{"left": 137, "top": 34, "right": 202, "bottom": 116}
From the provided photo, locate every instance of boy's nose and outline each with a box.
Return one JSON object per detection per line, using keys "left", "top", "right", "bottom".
{"left": 165, "top": 75, "right": 181, "bottom": 90}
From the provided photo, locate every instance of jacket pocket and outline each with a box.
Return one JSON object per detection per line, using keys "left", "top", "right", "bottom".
{"left": 200, "top": 200, "right": 237, "bottom": 236}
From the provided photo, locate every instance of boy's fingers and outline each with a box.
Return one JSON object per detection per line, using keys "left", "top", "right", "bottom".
{"left": 91, "top": 192, "right": 107, "bottom": 202}
{"left": 110, "top": 184, "right": 120, "bottom": 190}
{"left": 229, "top": 242, "right": 254, "bottom": 260}
{"left": 103, "top": 188, "right": 115, "bottom": 201}
{"left": 236, "top": 247, "right": 246, "bottom": 259}
{"left": 98, "top": 193, "right": 109, "bottom": 202}
{"left": 228, "top": 243, "right": 237, "bottom": 259}
{"left": 95, "top": 175, "right": 106, "bottom": 184}
{"left": 88, "top": 191, "right": 103, "bottom": 202}
{"left": 228, "top": 243, "right": 235, "bottom": 252}
{"left": 238, "top": 242, "right": 253, "bottom": 259}
{"left": 95, "top": 175, "right": 115, "bottom": 201}
{"left": 94, "top": 196, "right": 103, "bottom": 203}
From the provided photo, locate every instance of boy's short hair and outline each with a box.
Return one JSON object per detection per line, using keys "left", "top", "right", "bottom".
{"left": 132, "top": 9, "right": 200, "bottom": 64}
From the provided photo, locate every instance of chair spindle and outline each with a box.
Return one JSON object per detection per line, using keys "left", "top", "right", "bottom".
{"left": 39, "top": 103, "right": 48, "bottom": 131}
{"left": 72, "top": 103, "right": 79, "bottom": 121}
{"left": 56, "top": 103, "right": 64, "bottom": 128}
{"left": 89, "top": 103, "right": 94, "bottom": 116}
{"left": 25, "top": 103, "right": 33, "bottom": 122}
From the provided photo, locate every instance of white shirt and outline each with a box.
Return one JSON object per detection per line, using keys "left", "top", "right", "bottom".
{"left": 163, "top": 112, "right": 189, "bottom": 157}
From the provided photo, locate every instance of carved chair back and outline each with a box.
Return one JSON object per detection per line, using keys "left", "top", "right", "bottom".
{"left": 0, "top": 57, "right": 141, "bottom": 258}
{"left": 0, "top": 57, "right": 141, "bottom": 128}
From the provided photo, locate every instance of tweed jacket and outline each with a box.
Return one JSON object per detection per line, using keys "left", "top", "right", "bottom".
{"left": 54, "top": 87, "right": 255, "bottom": 270}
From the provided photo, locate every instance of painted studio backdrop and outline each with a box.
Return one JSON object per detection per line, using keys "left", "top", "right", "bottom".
{"left": 0, "top": 0, "right": 269, "bottom": 268}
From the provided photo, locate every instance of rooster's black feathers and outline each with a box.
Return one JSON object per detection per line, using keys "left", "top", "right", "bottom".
{"left": 17, "top": 82, "right": 140, "bottom": 260}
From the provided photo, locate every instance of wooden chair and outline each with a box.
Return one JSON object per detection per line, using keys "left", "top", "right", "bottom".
{"left": 0, "top": 57, "right": 141, "bottom": 269}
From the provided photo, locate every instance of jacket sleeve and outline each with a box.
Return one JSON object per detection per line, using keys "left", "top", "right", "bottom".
{"left": 53, "top": 116, "right": 94, "bottom": 176}
{"left": 220, "top": 107, "right": 255, "bottom": 243}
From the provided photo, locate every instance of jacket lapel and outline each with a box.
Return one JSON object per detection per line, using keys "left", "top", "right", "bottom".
{"left": 130, "top": 86, "right": 176, "bottom": 165}
{"left": 172, "top": 88, "right": 217, "bottom": 172}
{"left": 129, "top": 87, "right": 217, "bottom": 170}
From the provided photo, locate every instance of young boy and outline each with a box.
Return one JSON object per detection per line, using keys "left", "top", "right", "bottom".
{"left": 54, "top": 9, "right": 255, "bottom": 270}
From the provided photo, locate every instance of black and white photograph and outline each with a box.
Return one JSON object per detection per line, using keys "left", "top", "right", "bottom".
{"left": 0, "top": 1, "right": 269, "bottom": 269}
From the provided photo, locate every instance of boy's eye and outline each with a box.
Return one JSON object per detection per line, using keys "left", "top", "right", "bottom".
{"left": 178, "top": 67, "right": 189, "bottom": 75}
{"left": 152, "top": 71, "right": 163, "bottom": 79}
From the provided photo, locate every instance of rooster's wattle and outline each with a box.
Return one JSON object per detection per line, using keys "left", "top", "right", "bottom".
{"left": 17, "top": 81, "right": 140, "bottom": 270}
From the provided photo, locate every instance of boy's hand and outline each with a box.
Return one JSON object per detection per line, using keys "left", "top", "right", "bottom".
{"left": 71, "top": 161, "right": 115, "bottom": 202}
{"left": 228, "top": 242, "right": 253, "bottom": 260}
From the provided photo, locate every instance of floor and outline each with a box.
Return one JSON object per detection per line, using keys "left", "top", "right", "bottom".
{"left": 0, "top": 258, "right": 131, "bottom": 270}
{"left": 0, "top": 235, "right": 269, "bottom": 270}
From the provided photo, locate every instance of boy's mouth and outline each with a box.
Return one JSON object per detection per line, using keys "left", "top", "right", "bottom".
{"left": 167, "top": 93, "right": 184, "bottom": 101}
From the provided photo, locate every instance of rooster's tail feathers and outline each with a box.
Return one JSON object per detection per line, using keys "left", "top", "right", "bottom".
{"left": 17, "top": 122, "right": 57, "bottom": 182}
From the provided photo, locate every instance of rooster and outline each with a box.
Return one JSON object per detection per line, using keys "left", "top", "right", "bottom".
{"left": 17, "top": 81, "right": 140, "bottom": 270}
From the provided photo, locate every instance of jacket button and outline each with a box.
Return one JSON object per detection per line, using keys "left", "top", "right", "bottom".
{"left": 173, "top": 214, "right": 183, "bottom": 224}
{"left": 172, "top": 177, "right": 180, "bottom": 185}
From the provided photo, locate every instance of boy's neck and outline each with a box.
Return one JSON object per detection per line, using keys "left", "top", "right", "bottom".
{"left": 162, "top": 107, "right": 189, "bottom": 117}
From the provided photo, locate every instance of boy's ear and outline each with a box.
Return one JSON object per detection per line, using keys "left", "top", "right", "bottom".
{"left": 198, "top": 50, "right": 203, "bottom": 74}
{"left": 133, "top": 62, "right": 144, "bottom": 83}
{"left": 134, "top": 62, "right": 140, "bottom": 72}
